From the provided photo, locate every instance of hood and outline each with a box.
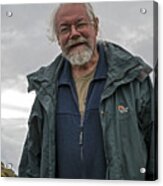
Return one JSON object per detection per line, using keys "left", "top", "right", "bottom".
{"left": 27, "top": 41, "right": 152, "bottom": 94}
{"left": 102, "top": 41, "right": 152, "bottom": 83}
{"left": 100, "top": 41, "right": 152, "bottom": 100}
{"left": 27, "top": 54, "right": 64, "bottom": 93}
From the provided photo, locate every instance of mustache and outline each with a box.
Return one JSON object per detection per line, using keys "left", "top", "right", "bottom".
{"left": 65, "top": 37, "right": 88, "bottom": 49}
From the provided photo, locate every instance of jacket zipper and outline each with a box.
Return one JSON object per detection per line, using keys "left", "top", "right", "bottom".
{"left": 79, "top": 116, "right": 84, "bottom": 161}
{"left": 78, "top": 80, "right": 93, "bottom": 162}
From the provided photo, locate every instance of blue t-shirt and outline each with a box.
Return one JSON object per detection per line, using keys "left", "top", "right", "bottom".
{"left": 56, "top": 44, "right": 108, "bottom": 179}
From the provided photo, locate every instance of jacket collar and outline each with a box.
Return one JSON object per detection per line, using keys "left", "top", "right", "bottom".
{"left": 93, "top": 42, "right": 108, "bottom": 80}
{"left": 100, "top": 41, "right": 152, "bottom": 101}
{"left": 27, "top": 54, "right": 64, "bottom": 94}
{"left": 58, "top": 59, "right": 72, "bottom": 86}
{"left": 27, "top": 41, "right": 152, "bottom": 97}
{"left": 102, "top": 41, "right": 152, "bottom": 82}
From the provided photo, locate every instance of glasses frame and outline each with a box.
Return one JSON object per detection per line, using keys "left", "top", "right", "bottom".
{"left": 57, "top": 19, "right": 95, "bottom": 37}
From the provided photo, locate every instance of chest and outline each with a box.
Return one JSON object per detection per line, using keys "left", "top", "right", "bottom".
{"left": 56, "top": 78, "right": 106, "bottom": 115}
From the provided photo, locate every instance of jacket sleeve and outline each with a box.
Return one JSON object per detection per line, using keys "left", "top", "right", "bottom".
{"left": 137, "top": 76, "right": 157, "bottom": 180}
{"left": 18, "top": 97, "right": 43, "bottom": 177}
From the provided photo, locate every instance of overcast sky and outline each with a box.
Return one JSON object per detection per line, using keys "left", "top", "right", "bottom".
{"left": 1, "top": 1, "right": 156, "bottom": 119}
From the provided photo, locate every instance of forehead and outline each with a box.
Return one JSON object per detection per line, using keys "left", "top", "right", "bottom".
{"left": 55, "top": 4, "right": 89, "bottom": 24}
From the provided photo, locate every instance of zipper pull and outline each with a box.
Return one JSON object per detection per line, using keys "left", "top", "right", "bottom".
{"left": 79, "top": 126, "right": 84, "bottom": 145}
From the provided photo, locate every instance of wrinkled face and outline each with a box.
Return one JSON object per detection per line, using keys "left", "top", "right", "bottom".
{"left": 55, "top": 4, "right": 98, "bottom": 66}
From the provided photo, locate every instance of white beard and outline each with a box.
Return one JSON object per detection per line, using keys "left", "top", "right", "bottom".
{"left": 63, "top": 47, "right": 93, "bottom": 66}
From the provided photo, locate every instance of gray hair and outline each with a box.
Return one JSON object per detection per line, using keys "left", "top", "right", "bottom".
{"left": 47, "top": 3, "right": 96, "bottom": 42}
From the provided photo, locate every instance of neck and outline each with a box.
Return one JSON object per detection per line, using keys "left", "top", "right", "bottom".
{"left": 71, "top": 47, "right": 99, "bottom": 79}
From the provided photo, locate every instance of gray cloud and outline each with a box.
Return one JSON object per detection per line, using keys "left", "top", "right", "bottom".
{"left": 1, "top": 2, "right": 154, "bottom": 93}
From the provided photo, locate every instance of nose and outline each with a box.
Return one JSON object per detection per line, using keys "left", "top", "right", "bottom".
{"left": 69, "top": 25, "right": 80, "bottom": 39}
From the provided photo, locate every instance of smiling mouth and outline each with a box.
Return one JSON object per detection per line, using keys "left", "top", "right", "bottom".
{"left": 69, "top": 42, "right": 86, "bottom": 50}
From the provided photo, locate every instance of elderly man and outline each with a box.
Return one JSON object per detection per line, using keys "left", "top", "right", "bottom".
{"left": 18, "top": 3, "right": 157, "bottom": 180}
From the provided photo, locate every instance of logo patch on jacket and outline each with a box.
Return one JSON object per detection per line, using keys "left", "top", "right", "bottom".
{"left": 117, "top": 105, "right": 128, "bottom": 113}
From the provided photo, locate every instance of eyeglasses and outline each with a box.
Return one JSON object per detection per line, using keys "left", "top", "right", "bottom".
{"left": 57, "top": 20, "right": 94, "bottom": 36}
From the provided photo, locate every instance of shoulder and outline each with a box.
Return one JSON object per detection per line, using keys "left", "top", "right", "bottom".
{"left": 27, "top": 54, "right": 64, "bottom": 92}
{"left": 99, "top": 40, "right": 152, "bottom": 82}
{"left": 99, "top": 40, "right": 134, "bottom": 61}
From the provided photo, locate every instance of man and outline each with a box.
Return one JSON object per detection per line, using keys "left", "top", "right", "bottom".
{"left": 18, "top": 3, "right": 157, "bottom": 180}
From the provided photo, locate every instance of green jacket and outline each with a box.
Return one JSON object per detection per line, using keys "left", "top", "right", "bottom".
{"left": 18, "top": 41, "right": 157, "bottom": 180}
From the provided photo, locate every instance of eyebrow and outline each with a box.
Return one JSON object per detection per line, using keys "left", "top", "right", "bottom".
{"left": 59, "top": 17, "right": 87, "bottom": 27}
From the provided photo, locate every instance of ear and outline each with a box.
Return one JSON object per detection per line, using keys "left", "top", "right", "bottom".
{"left": 57, "top": 35, "right": 61, "bottom": 46}
{"left": 94, "top": 17, "right": 99, "bottom": 36}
